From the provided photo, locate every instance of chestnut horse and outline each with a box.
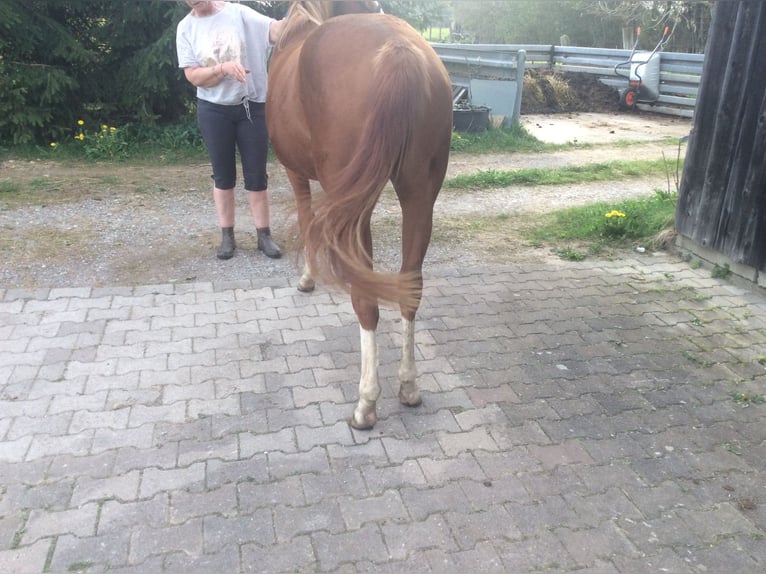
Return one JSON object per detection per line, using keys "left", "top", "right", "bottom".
{"left": 266, "top": 1, "right": 453, "bottom": 429}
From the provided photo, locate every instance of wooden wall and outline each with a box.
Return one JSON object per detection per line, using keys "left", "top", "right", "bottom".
{"left": 676, "top": 1, "right": 766, "bottom": 273}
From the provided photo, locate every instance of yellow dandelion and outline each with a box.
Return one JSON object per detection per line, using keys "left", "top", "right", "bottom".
{"left": 50, "top": 142, "right": 58, "bottom": 148}
{"left": 77, "top": 119, "right": 84, "bottom": 126}
{"left": 110, "top": 127, "right": 117, "bottom": 133}
{"left": 605, "top": 210, "right": 626, "bottom": 218}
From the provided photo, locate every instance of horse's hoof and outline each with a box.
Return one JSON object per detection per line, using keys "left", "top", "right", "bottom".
{"left": 399, "top": 386, "right": 422, "bottom": 407}
{"left": 399, "top": 394, "right": 422, "bottom": 408}
{"left": 348, "top": 411, "right": 377, "bottom": 430}
{"left": 297, "top": 278, "right": 315, "bottom": 293}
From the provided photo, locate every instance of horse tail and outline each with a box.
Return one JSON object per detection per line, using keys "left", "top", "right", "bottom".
{"left": 305, "top": 37, "right": 434, "bottom": 311}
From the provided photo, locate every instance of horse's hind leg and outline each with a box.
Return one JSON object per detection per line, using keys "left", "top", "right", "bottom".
{"left": 352, "top": 321, "right": 380, "bottom": 430}
{"left": 285, "top": 170, "right": 315, "bottom": 293}
{"left": 396, "top": 193, "right": 438, "bottom": 409}
{"left": 398, "top": 316, "right": 421, "bottom": 407}
{"left": 349, "top": 223, "right": 381, "bottom": 430}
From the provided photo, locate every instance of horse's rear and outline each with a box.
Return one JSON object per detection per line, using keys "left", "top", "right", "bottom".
{"left": 267, "top": 9, "right": 453, "bottom": 429}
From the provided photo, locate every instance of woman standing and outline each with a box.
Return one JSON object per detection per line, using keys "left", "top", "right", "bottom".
{"left": 176, "top": 1, "right": 284, "bottom": 259}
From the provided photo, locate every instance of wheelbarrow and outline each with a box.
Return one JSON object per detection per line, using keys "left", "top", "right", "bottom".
{"left": 614, "top": 26, "right": 670, "bottom": 109}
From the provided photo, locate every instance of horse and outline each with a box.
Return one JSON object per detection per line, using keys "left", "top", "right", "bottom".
{"left": 266, "top": 1, "right": 453, "bottom": 429}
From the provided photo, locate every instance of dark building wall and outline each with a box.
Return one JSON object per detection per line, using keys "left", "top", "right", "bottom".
{"left": 676, "top": 1, "right": 766, "bottom": 272}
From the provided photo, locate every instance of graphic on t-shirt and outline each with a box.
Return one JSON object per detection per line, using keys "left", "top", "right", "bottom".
{"left": 204, "top": 25, "right": 244, "bottom": 67}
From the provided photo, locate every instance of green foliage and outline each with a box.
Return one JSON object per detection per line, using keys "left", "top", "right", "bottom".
{"left": 730, "top": 391, "right": 765, "bottom": 406}
{"left": 711, "top": 263, "right": 732, "bottom": 279}
{"left": 450, "top": 122, "right": 549, "bottom": 154}
{"left": 43, "top": 116, "right": 206, "bottom": 162}
{"left": 572, "top": 0, "right": 713, "bottom": 53}
{"left": 529, "top": 190, "right": 677, "bottom": 252}
{"left": 452, "top": 0, "right": 624, "bottom": 46}
{"left": 74, "top": 121, "right": 129, "bottom": 161}
{"left": 552, "top": 247, "right": 588, "bottom": 261}
{"left": 445, "top": 159, "right": 679, "bottom": 189}
{"left": 450, "top": 0, "right": 711, "bottom": 51}
{"left": 0, "top": 0, "right": 193, "bottom": 145}
{"left": 382, "top": 1, "right": 451, "bottom": 30}
{"left": 0, "top": 180, "right": 21, "bottom": 194}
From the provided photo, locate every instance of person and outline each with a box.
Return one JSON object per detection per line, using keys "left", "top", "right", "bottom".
{"left": 176, "top": 0, "right": 284, "bottom": 260}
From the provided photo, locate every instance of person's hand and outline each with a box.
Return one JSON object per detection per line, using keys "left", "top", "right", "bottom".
{"left": 221, "top": 61, "right": 250, "bottom": 83}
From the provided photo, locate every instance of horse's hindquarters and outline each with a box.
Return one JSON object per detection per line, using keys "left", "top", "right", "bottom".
{"left": 268, "top": 8, "right": 454, "bottom": 429}
{"left": 296, "top": 14, "right": 453, "bottom": 176}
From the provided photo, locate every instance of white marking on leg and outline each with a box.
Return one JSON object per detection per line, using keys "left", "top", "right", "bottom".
{"left": 351, "top": 326, "right": 379, "bottom": 429}
{"left": 297, "top": 262, "right": 315, "bottom": 292}
{"left": 398, "top": 317, "right": 421, "bottom": 406}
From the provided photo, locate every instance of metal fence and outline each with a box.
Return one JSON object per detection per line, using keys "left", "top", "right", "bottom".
{"left": 434, "top": 43, "right": 527, "bottom": 125}
{"left": 432, "top": 43, "right": 704, "bottom": 118}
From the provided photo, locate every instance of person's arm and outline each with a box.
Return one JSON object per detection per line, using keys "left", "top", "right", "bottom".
{"left": 183, "top": 60, "right": 249, "bottom": 86}
{"left": 183, "top": 61, "right": 231, "bottom": 88}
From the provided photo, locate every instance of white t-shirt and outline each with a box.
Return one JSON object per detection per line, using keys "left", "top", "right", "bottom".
{"left": 176, "top": 2, "right": 273, "bottom": 105}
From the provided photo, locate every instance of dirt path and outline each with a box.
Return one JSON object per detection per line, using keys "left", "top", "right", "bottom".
{"left": 0, "top": 112, "right": 692, "bottom": 290}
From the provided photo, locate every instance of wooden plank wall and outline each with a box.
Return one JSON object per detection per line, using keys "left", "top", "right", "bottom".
{"left": 675, "top": 1, "right": 766, "bottom": 275}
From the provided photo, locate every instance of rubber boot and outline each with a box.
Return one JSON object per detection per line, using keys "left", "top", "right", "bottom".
{"left": 217, "top": 227, "right": 236, "bottom": 260}
{"left": 257, "top": 227, "right": 281, "bottom": 259}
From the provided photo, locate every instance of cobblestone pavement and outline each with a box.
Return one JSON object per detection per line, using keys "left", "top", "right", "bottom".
{"left": 1, "top": 253, "right": 765, "bottom": 573}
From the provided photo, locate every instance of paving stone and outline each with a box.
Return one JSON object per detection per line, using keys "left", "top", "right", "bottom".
{"left": 505, "top": 496, "right": 585, "bottom": 537}
{"left": 169, "top": 483, "right": 238, "bottom": 524}
{"left": 296, "top": 421, "right": 354, "bottom": 451}
{"left": 239, "top": 428, "right": 296, "bottom": 458}
{"left": 22, "top": 502, "right": 99, "bottom": 544}
{"left": 98, "top": 494, "right": 169, "bottom": 534}
{"left": 382, "top": 514, "right": 456, "bottom": 561}
{"left": 48, "top": 532, "right": 130, "bottom": 573}
{"left": 70, "top": 470, "right": 140, "bottom": 506}
{"left": 274, "top": 499, "right": 345, "bottom": 541}
{"left": 128, "top": 518, "right": 204, "bottom": 564}
{"left": 418, "top": 453, "right": 487, "bottom": 484}
{"left": 92, "top": 424, "right": 154, "bottom": 454}
{"left": 301, "top": 467, "right": 368, "bottom": 504}
{"left": 3, "top": 259, "right": 766, "bottom": 572}
{"left": 445, "top": 505, "right": 522, "bottom": 550}
{"left": 26, "top": 431, "right": 94, "bottom": 461}
{"left": 313, "top": 523, "right": 389, "bottom": 571}
{"left": 494, "top": 531, "right": 577, "bottom": 572}
{"left": 238, "top": 475, "right": 306, "bottom": 511}
{"left": 400, "top": 482, "right": 469, "bottom": 521}
{"left": 423, "top": 541, "right": 508, "bottom": 574}
{"left": 556, "top": 521, "right": 642, "bottom": 566}
{"left": 0, "top": 539, "right": 51, "bottom": 574}
{"left": 164, "top": 544, "right": 241, "bottom": 574}
{"left": 203, "top": 510, "right": 274, "bottom": 550}
{"left": 205, "top": 454, "right": 269, "bottom": 488}
{"left": 361, "top": 459, "right": 427, "bottom": 495}
{"left": 339, "top": 489, "right": 409, "bottom": 530}
{"left": 241, "top": 535, "right": 316, "bottom": 573}
{"left": 139, "top": 462, "right": 206, "bottom": 498}
{"left": 436, "top": 427, "right": 499, "bottom": 457}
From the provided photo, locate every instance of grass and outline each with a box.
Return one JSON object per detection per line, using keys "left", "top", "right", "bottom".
{"left": 430, "top": 187, "right": 678, "bottom": 263}
{"left": 2, "top": 119, "right": 679, "bottom": 262}
{"left": 445, "top": 159, "right": 680, "bottom": 189}
{"left": 451, "top": 122, "right": 552, "bottom": 154}
{"left": 528, "top": 191, "right": 678, "bottom": 253}
{"left": 730, "top": 391, "right": 766, "bottom": 406}
{"left": 1, "top": 118, "right": 208, "bottom": 164}
{"left": 0, "top": 180, "right": 20, "bottom": 194}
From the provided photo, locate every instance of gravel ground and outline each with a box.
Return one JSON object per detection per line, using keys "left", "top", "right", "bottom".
{"left": 0, "top": 112, "right": 691, "bottom": 290}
